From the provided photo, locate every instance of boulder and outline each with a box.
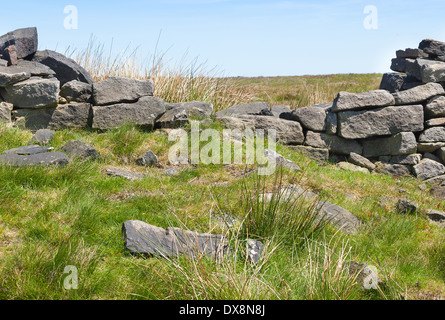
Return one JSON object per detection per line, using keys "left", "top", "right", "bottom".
{"left": 0, "top": 27, "right": 38, "bottom": 59}
{"left": 136, "top": 150, "right": 158, "bottom": 167}
{"left": 419, "top": 39, "right": 445, "bottom": 58}
{"left": 392, "top": 83, "right": 445, "bottom": 105}
{"left": 390, "top": 58, "right": 410, "bottom": 73}
{"left": 0, "top": 151, "right": 69, "bottom": 167}
{"left": 122, "top": 220, "right": 230, "bottom": 259}
{"left": 373, "top": 162, "right": 412, "bottom": 177}
{"left": 30, "top": 129, "right": 55, "bottom": 145}
{"left": 61, "top": 140, "right": 99, "bottom": 160}
{"left": 332, "top": 90, "right": 394, "bottom": 112}
{"left": 217, "top": 115, "right": 305, "bottom": 145}
{"left": 60, "top": 80, "right": 92, "bottom": 103}
{"left": 362, "top": 132, "right": 417, "bottom": 157}
{"left": 316, "top": 201, "right": 361, "bottom": 234}
{"left": 305, "top": 131, "right": 362, "bottom": 155}
{"left": 348, "top": 152, "right": 376, "bottom": 171}
{"left": 215, "top": 102, "right": 271, "bottom": 117}
{"left": 288, "top": 103, "right": 330, "bottom": 131}
{"left": 337, "top": 105, "right": 424, "bottom": 139}
{"left": 405, "top": 58, "right": 442, "bottom": 81}
{"left": 32, "top": 50, "right": 94, "bottom": 86}
{"left": 413, "top": 159, "right": 445, "bottom": 181}
{"left": 92, "top": 96, "right": 166, "bottom": 130}
{"left": 425, "top": 95, "right": 445, "bottom": 118}
{"left": 419, "top": 127, "right": 445, "bottom": 143}
{"left": 288, "top": 145, "right": 329, "bottom": 164}
{"left": 92, "top": 76, "right": 154, "bottom": 106}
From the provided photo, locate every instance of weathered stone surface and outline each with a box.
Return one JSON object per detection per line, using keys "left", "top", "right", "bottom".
{"left": 264, "top": 149, "right": 301, "bottom": 171}
{"left": 379, "top": 73, "right": 406, "bottom": 93}
{"left": 32, "top": 50, "right": 94, "bottom": 86}
{"left": 420, "top": 61, "right": 445, "bottom": 83}
{"left": 105, "top": 168, "right": 144, "bottom": 181}
{"left": 373, "top": 162, "right": 412, "bottom": 177}
{"left": 15, "top": 60, "right": 56, "bottom": 77}
{"left": 418, "top": 142, "right": 445, "bottom": 153}
{"left": 165, "top": 101, "right": 213, "bottom": 118}
{"left": 348, "top": 152, "right": 376, "bottom": 171}
{"left": 4, "top": 145, "right": 53, "bottom": 155}
{"left": 419, "top": 127, "right": 445, "bottom": 143}
{"left": 155, "top": 107, "right": 189, "bottom": 129}
{"left": 0, "top": 70, "right": 30, "bottom": 87}
{"left": 431, "top": 185, "right": 445, "bottom": 200}
{"left": 424, "top": 174, "right": 445, "bottom": 185}
{"left": 337, "top": 161, "right": 369, "bottom": 174}
{"left": 0, "top": 27, "right": 38, "bottom": 59}
{"left": 48, "top": 103, "right": 91, "bottom": 129}
{"left": 425, "top": 95, "right": 445, "bottom": 118}
{"left": 136, "top": 150, "right": 158, "bottom": 167}
{"left": 325, "top": 108, "right": 337, "bottom": 135}
{"left": 289, "top": 103, "right": 330, "bottom": 131}
{"left": 423, "top": 152, "right": 442, "bottom": 163}
{"left": 92, "top": 76, "right": 154, "bottom": 106}
{"left": 332, "top": 90, "right": 394, "bottom": 112}
{"left": 271, "top": 105, "right": 291, "bottom": 117}
{"left": 3, "top": 44, "right": 17, "bottom": 66}
{"left": 337, "top": 105, "right": 424, "bottom": 139}
{"left": 396, "top": 198, "right": 418, "bottom": 214}
{"left": 405, "top": 58, "right": 442, "bottom": 81}
{"left": 0, "top": 77, "right": 59, "bottom": 109}
{"left": 92, "top": 96, "right": 166, "bottom": 130}
{"left": 288, "top": 145, "right": 329, "bottom": 164}
{"left": 0, "top": 151, "right": 69, "bottom": 167}
{"left": 60, "top": 80, "right": 92, "bottom": 103}
{"left": 163, "top": 167, "right": 179, "bottom": 176}
{"left": 413, "top": 159, "right": 445, "bottom": 181}
{"left": 362, "top": 132, "right": 417, "bottom": 157}
{"left": 392, "top": 83, "right": 445, "bottom": 105}
{"left": 217, "top": 115, "right": 304, "bottom": 145}
{"left": 305, "top": 131, "right": 362, "bottom": 155}
{"left": 425, "top": 209, "right": 445, "bottom": 222}
{"left": 437, "top": 147, "right": 445, "bottom": 164}
{"left": 390, "top": 58, "right": 410, "bottom": 73}
{"left": 61, "top": 140, "right": 99, "bottom": 160}
{"left": 0, "top": 102, "right": 13, "bottom": 123}
{"left": 30, "top": 129, "right": 55, "bottom": 145}
{"left": 425, "top": 117, "right": 445, "bottom": 128}
{"left": 379, "top": 154, "right": 422, "bottom": 166}
{"left": 316, "top": 201, "right": 361, "bottom": 234}
{"left": 122, "top": 220, "right": 230, "bottom": 259}
{"left": 419, "top": 39, "right": 445, "bottom": 57}
{"left": 215, "top": 102, "right": 271, "bottom": 117}
{"left": 396, "top": 48, "right": 427, "bottom": 59}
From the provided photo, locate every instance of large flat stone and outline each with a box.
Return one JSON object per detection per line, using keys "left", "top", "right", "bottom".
{"left": 0, "top": 151, "right": 69, "bottom": 167}
{"left": 0, "top": 77, "right": 59, "bottom": 109}
{"left": 419, "top": 127, "right": 445, "bottom": 143}
{"left": 373, "top": 162, "right": 412, "bottom": 177}
{"left": 60, "top": 80, "right": 92, "bottom": 103}
{"left": 392, "top": 82, "right": 445, "bottom": 105}
{"left": 92, "top": 96, "right": 166, "bottom": 130}
{"left": 215, "top": 102, "right": 271, "bottom": 117}
{"left": 92, "top": 76, "right": 154, "bottom": 106}
{"left": 316, "top": 201, "right": 361, "bottom": 234}
{"left": 413, "top": 159, "right": 445, "bottom": 181}
{"left": 305, "top": 131, "right": 362, "bottom": 155}
{"left": 419, "top": 39, "right": 445, "bottom": 58}
{"left": 362, "top": 132, "right": 417, "bottom": 157}
{"left": 332, "top": 90, "right": 394, "bottom": 112}
{"left": 337, "top": 105, "right": 424, "bottom": 139}
{"left": 288, "top": 103, "right": 330, "bottom": 131}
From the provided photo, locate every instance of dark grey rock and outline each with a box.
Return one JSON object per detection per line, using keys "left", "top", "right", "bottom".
{"left": 4, "top": 145, "right": 53, "bottom": 155}
{"left": 396, "top": 48, "right": 427, "bottom": 59}
{"left": 155, "top": 107, "right": 189, "bottom": 129}
{"left": 0, "top": 151, "right": 69, "bottom": 167}
{"left": 379, "top": 73, "right": 406, "bottom": 93}
{"left": 332, "top": 90, "right": 394, "bottom": 112}
{"left": 419, "top": 39, "right": 445, "bottom": 58}
{"left": 122, "top": 220, "right": 230, "bottom": 260}
{"left": 60, "top": 80, "right": 92, "bottom": 103}
{"left": 92, "top": 96, "right": 166, "bottom": 130}
{"left": 390, "top": 58, "right": 409, "bottom": 73}
{"left": 305, "top": 131, "right": 362, "bottom": 155}
{"left": 325, "top": 108, "right": 337, "bottom": 135}
{"left": 136, "top": 150, "right": 158, "bottom": 167}
{"left": 396, "top": 198, "right": 418, "bottom": 214}
{"left": 316, "top": 201, "right": 361, "bottom": 234}
{"left": 271, "top": 105, "right": 291, "bottom": 117}
{"left": 392, "top": 83, "right": 445, "bottom": 105}
{"left": 413, "top": 159, "right": 445, "bottom": 181}
{"left": 362, "top": 132, "right": 417, "bottom": 157}
{"left": 0, "top": 77, "right": 59, "bottom": 109}
{"left": 14, "top": 60, "right": 56, "bottom": 77}
{"left": 32, "top": 50, "right": 94, "bottom": 86}
{"left": 0, "top": 70, "right": 30, "bottom": 87}
{"left": 30, "top": 129, "right": 55, "bottom": 145}
{"left": 92, "top": 76, "right": 154, "bottom": 106}
{"left": 405, "top": 58, "right": 442, "bottom": 81}
{"left": 337, "top": 105, "right": 424, "bottom": 139}
{"left": 288, "top": 145, "right": 329, "bottom": 164}
{"left": 289, "top": 103, "right": 330, "bottom": 131}
{"left": 61, "top": 140, "right": 98, "bottom": 160}
{"left": 425, "top": 209, "right": 445, "bottom": 222}
{"left": 215, "top": 102, "right": 271, "bottom": 117}
{"left": 0, "top": 27, "right": 38, "bottom": 59}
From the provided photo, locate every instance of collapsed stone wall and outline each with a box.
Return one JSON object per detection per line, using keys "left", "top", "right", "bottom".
{"left": 2, "top": 27, "right": 445, "bottom": 183}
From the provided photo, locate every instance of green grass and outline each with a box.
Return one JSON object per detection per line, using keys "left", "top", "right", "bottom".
{"left": 0, "top": 73, "right": 444, "bottom": 300}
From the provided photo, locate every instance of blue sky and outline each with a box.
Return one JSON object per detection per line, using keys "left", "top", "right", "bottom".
{"left": 2, "top": 0, "right": 445, "bottom": 77}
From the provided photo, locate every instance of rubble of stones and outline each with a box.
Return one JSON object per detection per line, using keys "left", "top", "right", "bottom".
{"left": 2, "top": 28, "right": 445, "bottom": 266}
